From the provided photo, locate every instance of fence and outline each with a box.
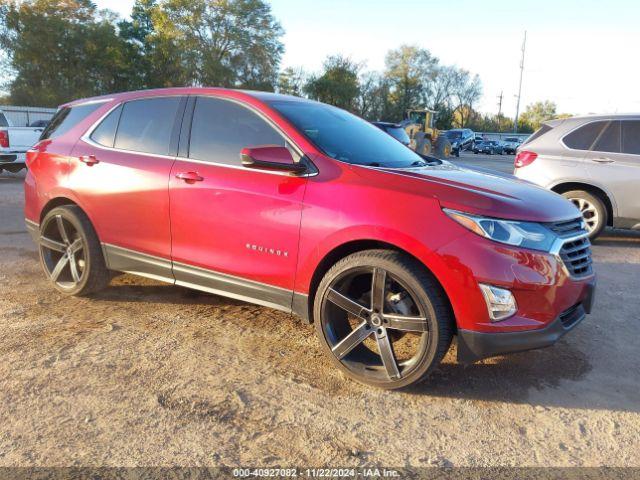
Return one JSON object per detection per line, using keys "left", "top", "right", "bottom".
{"left": 475, "top": 132, "right": 531, "bottom": 142}
{"left": 0, "top": 105, "right": 57, "bottom": 127}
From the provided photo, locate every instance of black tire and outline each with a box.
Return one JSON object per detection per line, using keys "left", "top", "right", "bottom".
{"left": 435, "top": 137, "right": 452, "bottom": 158}
{"left": 38, "top": 205, "right": 110, "bottom": 296}
{"left": 561, "top": 190, "right": 607, "bottom": 240}
{"left": 419, "top": 139, "right": 432, "bottom": 156}
{"left": 313, "top": 249, "right": 454, "bottom": 389}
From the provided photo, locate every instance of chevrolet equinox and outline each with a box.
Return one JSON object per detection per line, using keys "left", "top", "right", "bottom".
{"left": 25, "top": 88, "right": 596, "bottom": 389}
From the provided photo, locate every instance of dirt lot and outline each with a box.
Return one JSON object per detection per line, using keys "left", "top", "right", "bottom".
{"left": 0, "top": 166, "right": 639, "bottom": 469}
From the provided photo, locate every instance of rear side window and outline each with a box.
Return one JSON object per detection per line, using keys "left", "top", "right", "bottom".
{"left": 562, "top": 121, "right": 607, "bottom": 150}
{"left": 622, "top": 121, "right": 640, "bottom": 155}
{"left": 115, "top": 97, "right": 181, "bottom": 155}
{"left": 40, "top": 102, "right": 104, "bottom": 140}
{"left": 0, "top": 113, "right": 8, "bottom": 127}
{"left": 592, "top": 121, "right": 620, "bottom": 153}
{"left": 188, "top": 97, "right": 284, "bottom": 166}
{"left": 522, "top": 124, "right": 553, "bottom": 146}
{"left": 90, "top": 105, "right": 122, "bottom": 148}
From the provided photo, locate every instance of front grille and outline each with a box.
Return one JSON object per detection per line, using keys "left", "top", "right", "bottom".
{"left": 547, "top": 217, "right": 585, "bottom": 237}
{"left": 547, "top": 217, "right": 593, "bottom": 278}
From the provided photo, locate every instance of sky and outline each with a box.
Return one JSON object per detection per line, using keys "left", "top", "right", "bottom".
{"left": 94, "top": 0, "right": 640, "bottom": 117}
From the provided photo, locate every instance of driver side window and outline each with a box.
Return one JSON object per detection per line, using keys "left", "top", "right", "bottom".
{"left": 188, "top": 97, "right": 286, "bottom": 166}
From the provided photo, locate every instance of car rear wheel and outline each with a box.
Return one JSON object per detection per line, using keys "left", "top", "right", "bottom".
{"left": 314, "top": 250, "right": 453, "bottom": 389}
{"left": 38, "top": 206, "right": 110, "bottom": 296}
{"left": 562, "top": 190, "right": 607, "bottom": 240}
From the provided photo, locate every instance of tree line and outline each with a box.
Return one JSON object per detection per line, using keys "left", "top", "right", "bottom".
{"left": 0, "top": 0, "right": 563, "bottom": 132}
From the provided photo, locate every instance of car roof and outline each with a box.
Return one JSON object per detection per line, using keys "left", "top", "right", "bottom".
{"left": 60, "top": 87, "right": 316, "bottom": 109}
{"left": 556, "top": 113, "right": 640, "bottom": 122}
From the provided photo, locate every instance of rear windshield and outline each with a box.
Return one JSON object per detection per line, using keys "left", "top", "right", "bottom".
{"left": 521, "top": 124, "right": 552, "bottom": 146}
{"left": 40, "top": 102, "right": 104, "bottom": 141}
{"left": 0, "top": 113, "right": 8, "bottom": 127}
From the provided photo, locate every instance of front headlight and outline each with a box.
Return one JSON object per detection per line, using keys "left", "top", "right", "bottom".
{"left": 443, "top": 208, "right": 556, "bottom": 252}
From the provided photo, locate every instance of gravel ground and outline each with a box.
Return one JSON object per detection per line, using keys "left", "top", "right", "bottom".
{"left": 0, "top": 168, "right": 639, "bottom": 469}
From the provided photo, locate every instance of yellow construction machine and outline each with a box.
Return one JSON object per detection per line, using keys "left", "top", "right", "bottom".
{"left": 403, "top": 109, "right": 452, "bottom": 158}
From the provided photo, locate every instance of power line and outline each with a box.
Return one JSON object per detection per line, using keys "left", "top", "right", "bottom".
{"left": 513, "top": 30, "right": 527, "bottom": 133}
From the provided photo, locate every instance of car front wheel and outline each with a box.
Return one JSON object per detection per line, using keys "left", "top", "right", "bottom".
{"left": 314, "top": 250, "right": 453, "bottom": 389}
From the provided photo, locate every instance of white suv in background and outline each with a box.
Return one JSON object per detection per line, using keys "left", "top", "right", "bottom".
{"left": 514, "top": 114, "right": 640, "bottom": 240}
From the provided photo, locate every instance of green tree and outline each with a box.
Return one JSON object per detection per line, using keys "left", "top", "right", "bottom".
{"left": 304, "top": 55, "right": 360, "bottom": 111}
{"left": 451, "top": 69, "right": 482, "bottom": 128}
{"left": 519, "top": 100, "right": 558, "bottom": 131}
{"left": 356, "top": 71, "right": 392, "bottom": 120}
{"left": 0, "top": 0, "right": 140, "bottom": 107}
{"left": 118, "top": 0, "right": 188, "bottom": 88}
{"left": 151, "top": 0, "right": 284, "bottom": 90}
{"left": 277, "top": 66, "right": 307, "bottom": 96}
{"left": 384, "top": 45, "right": 438, "bottom": 119}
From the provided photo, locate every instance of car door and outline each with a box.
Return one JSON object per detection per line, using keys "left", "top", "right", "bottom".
{"left": 558, "top": 120, "right": 607, "bottom": 185}
{"left": 71, "top": 95, "right": 187, "bottom": 281}
{"left": 585, "top": 119, "right": 640, "bottom": 223}
{"left": 168, "top": 95, "right": 307, "bottom": 311}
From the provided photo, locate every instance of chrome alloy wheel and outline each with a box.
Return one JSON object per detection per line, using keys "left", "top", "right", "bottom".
{"left": 320, "top": 266, "right": 430, "bottom": 383}
{"left": 39, "top": 214, "right": 87, "bottom": 289}
{"left": 568, "top": 197, "right": 600, "bottom": 233}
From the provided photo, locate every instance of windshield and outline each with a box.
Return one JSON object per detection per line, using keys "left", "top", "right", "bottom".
{"left": 445, "top": 131, "right": 462, "bottom": 139}
{"left": 269, "top": 100, "right": 434, "bottom": 168}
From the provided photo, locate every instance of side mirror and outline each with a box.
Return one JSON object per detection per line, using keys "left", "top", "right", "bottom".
{"left": 240, "top": 146, "right": 307, "bottom": 175}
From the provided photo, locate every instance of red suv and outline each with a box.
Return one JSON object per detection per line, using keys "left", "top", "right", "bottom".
{"left": 24, "top": 88, "right": 596, "bottom": 389}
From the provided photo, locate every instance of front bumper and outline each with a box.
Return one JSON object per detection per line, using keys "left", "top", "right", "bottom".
{"left": 457, "top": 281, "right": 595, "bottom": 363}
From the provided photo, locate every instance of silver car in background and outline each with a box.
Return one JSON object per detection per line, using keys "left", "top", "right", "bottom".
{"left": 514, "top": 114, "right": 640, "bottom": 239}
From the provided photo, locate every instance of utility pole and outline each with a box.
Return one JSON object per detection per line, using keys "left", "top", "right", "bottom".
{"left": 497, "top": 91, "right": 503, "bottom": 132}
{"left": 513, "top": 30, "right": 527, "bottom": 133}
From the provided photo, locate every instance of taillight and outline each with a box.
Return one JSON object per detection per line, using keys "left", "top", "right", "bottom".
{"left": 514, "top": 150, "right": 538, "bottom": 168}
{"left": 0, "top": 130, "right": 8, "bottom": 148}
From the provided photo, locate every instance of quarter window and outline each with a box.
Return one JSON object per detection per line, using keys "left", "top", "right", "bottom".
{"left": 522, "top": 124, "right": 552, "bottom": 146}
{"left": 114, "top": 97, "right": 182, "bottom": 155}
{"left": 592, "top": 121, "right": 620, "bottom": 153}
{"left": 563, "top": 121, "right": 607, "bottom": 150}
{"left": 90, "top": 105, "right": 122, "bottom": 148}
{"left": 40, "top": 102, "right": 104, "bottom": 141}
{"left": 622, "top": 121, "right": 640, "bottom": 155}
{"left": 188, "top": 97, "right": 285, "bottom": 166}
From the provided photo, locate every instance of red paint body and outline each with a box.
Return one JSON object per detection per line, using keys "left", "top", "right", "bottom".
{"left": 24, "top": 88, "right": 595, "bottom": 334}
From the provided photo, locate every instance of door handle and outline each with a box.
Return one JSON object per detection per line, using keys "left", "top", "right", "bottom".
{"left": 175, "top": 171, "right": 204, "bottom": 182}
{"left": 79, "top": 154, "right": 99, "bottom": 166}
{"left": 592, "top": 157, "right": 614, "bottom": 163}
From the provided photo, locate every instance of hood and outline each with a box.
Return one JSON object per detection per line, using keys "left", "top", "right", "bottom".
{"left": 355, "top": 162, "right": 580, "bottom": 223}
